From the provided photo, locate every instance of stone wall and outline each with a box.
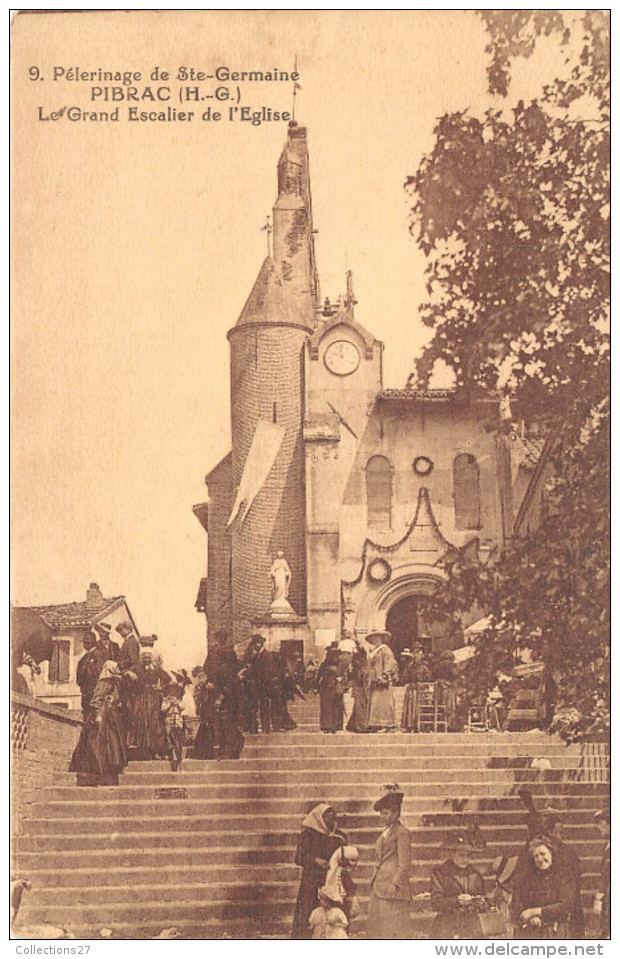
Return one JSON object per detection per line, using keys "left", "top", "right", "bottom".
{"left": 11, "top": 692, "right": 82, "bottom": 841}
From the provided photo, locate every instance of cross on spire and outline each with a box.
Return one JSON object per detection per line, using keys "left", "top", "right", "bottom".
{"left": 292, "top": 55, "right": 301, "bottom": 121}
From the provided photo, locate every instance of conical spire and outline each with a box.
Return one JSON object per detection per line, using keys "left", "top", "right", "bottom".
{"left": 232, "top": 122, "right": 319, "bottom": 332}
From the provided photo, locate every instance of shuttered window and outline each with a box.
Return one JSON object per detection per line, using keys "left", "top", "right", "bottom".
{"left": 49, "top": 640, "right": 71, "bottom": 683}
{"left": 366, "top": 455, "right": 392, "bottom": 530}
{"left": 454, "top": 453, "right": 481, "bottom": 529}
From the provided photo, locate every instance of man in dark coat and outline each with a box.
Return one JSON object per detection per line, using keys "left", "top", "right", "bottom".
{"left": 254, "top": 636, "right": 288, "bottom": 733}
{"left": 75, "top": 631, "right": 101, "bottom": 716}
{"left": 116, "top": 621, "right": 141, "bottom": 671}
{"left": 94, "top": 622, "right": 121, "bottom": 667}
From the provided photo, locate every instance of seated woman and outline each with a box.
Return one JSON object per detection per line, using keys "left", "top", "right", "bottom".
{"left": 430, "top": 833, "right": 487, "bottom": 939}
{"left": 511, "top": 837, "right": 575, "bottom": 939}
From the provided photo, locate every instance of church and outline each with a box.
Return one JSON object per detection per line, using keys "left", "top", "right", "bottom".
{"left": 193, "top": 121, "right": 546, "bottom": 665}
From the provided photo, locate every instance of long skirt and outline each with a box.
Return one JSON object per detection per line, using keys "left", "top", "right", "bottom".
{"left": 132, "top": 686, "right": 167, "bottom": 759}
{"left": 367, "top": 890, "right": 411, "bottom": 939}
{"left": 401, "top": 684, "right": 420, "bottom": 731}
{"left": 69, "top": 706, "right": 127, "bottom": 785}
{"left": 367, "top": 685, "right": 396, "bottom": 730}
{"left": 346, "top": 686, "right": 369, "bottom": 732}
{"left": 320, "top": 690, "right": 344, "bottom": 732}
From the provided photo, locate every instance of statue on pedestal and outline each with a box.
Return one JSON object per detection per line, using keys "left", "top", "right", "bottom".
{"left": 269, "top": 550, "right": 295, "bottom": 618}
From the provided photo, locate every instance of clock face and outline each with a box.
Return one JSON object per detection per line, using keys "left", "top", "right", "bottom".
{"left": 324, "top": 340, "right": 360, "bottom": 376}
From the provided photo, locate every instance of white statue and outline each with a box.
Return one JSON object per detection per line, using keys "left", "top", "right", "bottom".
{"left": 269, "top": 550, "right": 295, "bottom": 617}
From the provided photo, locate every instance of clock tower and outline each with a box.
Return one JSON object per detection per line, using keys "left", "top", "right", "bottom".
{"left": 304, "top": 279, "right": 383, "bottom": 646}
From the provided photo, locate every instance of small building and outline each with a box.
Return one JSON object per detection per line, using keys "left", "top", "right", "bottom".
{"left": 14, "top": 583, "right": 140, "bottom": 711}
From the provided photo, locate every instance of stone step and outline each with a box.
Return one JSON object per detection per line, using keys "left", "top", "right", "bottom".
{"left": 13, "top": 841, "right": 604, "bottom": 872}
{"left": 244, "top": 729, "right": 606, "bottom": 755}
{"left": 23, "top": 871, "right": 605, "bottom": 908}
{"left": 13, "top": 892, "right": 605, "bottom": 932}
{"left": 25, "top": 780, "right": 609, "bottom": 801}
{"left": 23, "top": 789, "right": 600, "bottom": 832}
{"left": 119, "top": 756, "right": 602, "bottom": 773}
{"left": 20, "top": 859, "right": 603, "bottom": 890}
{"left": 20, "top": 803, "right": 604, "bottom": 831}
{"left": 142, "top": 731, "right": 607, "bottom": 763}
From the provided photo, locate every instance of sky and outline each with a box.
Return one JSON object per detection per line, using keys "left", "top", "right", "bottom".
{"left": 11, "top": 10, "right": 564, "bottom": 669}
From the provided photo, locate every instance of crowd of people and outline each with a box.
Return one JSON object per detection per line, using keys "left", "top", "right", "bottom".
{"left": 69, "top": 621, "right": 191, "bottom": 783}
{"left": 69, "top": 624, "right": 308, "bottom": 782}
{"left": 312, "top": 631, "right": 466, "bottom": 734}
{"left": 292, "top": 787, "right": 610, "bottom": 940}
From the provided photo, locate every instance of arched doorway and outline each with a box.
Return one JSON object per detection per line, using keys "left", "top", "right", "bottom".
{"left": 386, "top": 596, "right": 425, "bottom": 661}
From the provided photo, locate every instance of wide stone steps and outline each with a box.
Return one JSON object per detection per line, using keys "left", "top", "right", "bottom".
{"left": 21, "top": 859, "right": 603, "bottom": 892}
{"left": 14, "top": 719, "right": 608, "bottom": 939}
{"left": 25, "top": 780, "right": 609, "bottom": 801}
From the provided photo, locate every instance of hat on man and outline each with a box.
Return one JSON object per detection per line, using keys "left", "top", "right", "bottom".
{"left": 94, "top": 622, "right": 112, "bottom": 637}
{"left": 366, "top": 630, "right": 392, "bottom": 644}
{"left": 401, "top": 648, "right": 414, "bottom": 658}
{"left": 374, "top": 782, "right": 404, "bottom": 813}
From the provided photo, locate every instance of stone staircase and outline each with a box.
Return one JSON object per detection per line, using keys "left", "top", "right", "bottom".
{"left": 14, "top": 694, "right": 609, "bottom": 939}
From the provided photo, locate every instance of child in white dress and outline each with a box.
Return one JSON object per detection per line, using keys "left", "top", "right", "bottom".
{"left": 308, "top": 885, "right": 349, "bottom": 939}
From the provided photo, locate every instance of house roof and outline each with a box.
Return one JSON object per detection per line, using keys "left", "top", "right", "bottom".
{"left": 28, "top": 596, "right": 126, "bottom": 630}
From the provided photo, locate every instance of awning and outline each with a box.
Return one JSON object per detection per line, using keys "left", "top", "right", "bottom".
{"left": 11, "top": 608, "right": 54, "bottom": 664}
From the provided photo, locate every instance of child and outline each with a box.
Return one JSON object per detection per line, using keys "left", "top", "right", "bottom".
{"left": 325, "top": 845, "right": 361, "bottom": 921}
{"left": 308, "top": 885, "right": 349, "bottom": 939}
{"left": 161, "top": 682, "right": 187, "bottom": 771}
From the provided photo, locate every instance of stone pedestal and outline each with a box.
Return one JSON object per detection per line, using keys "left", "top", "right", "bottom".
{"left": 250, "top": 616, "right": 310, "bottom": 652}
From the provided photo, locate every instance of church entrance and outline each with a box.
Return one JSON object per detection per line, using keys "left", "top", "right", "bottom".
{"left": 385, "top": 596, "right": 428, "bottom": 661}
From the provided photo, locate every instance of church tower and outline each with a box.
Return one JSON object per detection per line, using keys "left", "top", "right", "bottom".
{"left": 226, "top": 122, "right": 319, "bottom": 644}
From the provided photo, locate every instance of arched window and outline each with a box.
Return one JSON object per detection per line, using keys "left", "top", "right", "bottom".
{"left": 453, "top": 453, "right": 481, "bottom": 529}
{"left": 366, "top": 455, "right": 392, "bottom": 530}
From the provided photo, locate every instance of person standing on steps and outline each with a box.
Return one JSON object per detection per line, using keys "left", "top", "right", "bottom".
{"left": 400, "top": 643, "right": 432, "bottom": 733}
{"left": 75, "top": 631, "right": 101, "bottom": 717}
{"left": 317, "top": 643, "right": 345, "bottom": 733}
{"left": 292, "top": 803, "right": 348, "bottom": 939}
{"left": 367, "top": 784, "right": 412, "bottom": 938}
{"left": 366, "top": 631, "right": 398, "bottom": 732}
{"left": 69, "top": 660, "right": 128, "bottom": 786}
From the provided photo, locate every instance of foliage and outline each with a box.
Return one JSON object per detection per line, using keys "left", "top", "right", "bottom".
{"left": 406, "top": 12, "right": 610, "bottom": 740}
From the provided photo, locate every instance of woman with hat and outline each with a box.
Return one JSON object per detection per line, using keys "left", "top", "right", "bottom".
{"left": 368, "top": 784, "right": 412, "bottom": 938}
{"left": 429, "top": 832, "right": 487, "bottom": 939}
{"left": 69, "top": 661, "right": 128, "bottom": 786}
{"left": 366, "top": 631, "right": 398, "bottom": 732}
{"left": 511, "top": 836, "right": 575, "bottom": 939}
{"left": 292, "top": 803, "right": 347, "bottom": 939}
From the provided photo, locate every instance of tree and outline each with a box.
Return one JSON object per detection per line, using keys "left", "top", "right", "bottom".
{"left": 406, "top": 12, "right": 610, "bottom": 740}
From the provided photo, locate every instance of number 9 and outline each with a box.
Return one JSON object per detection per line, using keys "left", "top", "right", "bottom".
{"left": 29, "top": 66, "right": 40, "bottom": 81}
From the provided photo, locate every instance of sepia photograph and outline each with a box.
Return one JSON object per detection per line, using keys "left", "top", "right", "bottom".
{"left": 10, "top": 9, "right": 610, "bottom": 944}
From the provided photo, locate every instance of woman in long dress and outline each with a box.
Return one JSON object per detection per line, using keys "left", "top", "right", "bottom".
{"left": 292, "top": 803, "right": 347, "bottom": 939}
{"left": 367, "top": 785, "right": 412, "bottom": 938}
{"left": 317, "top": 646, "right": 344, "bottom": 733}
{"left": 131, "top": 649, "right": 170, "bottom": 760}
{"left": 346, "top": 646, "right": 369, "bottom": 733}
{"left": 366, "top": 631, "right": 398, "bottom": 732}
{"left": 69, "top": 660, "right": 128, "bottom": 786}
